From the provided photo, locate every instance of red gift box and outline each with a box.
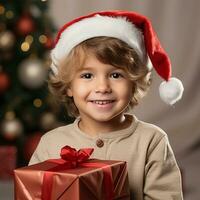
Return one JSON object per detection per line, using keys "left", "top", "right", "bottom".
{"left": 0, "top": 145, "right": 17, "bottom": 180}
{"left": 14, "top": 146, "right": 130, "bottom": 200}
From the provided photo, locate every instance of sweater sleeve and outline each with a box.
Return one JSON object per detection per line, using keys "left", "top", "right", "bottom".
{"left": 143, "top": 135, "right": 183, "bottom": 200}
{"left": 28, "top": 136, "right": 49, "bottom": 166}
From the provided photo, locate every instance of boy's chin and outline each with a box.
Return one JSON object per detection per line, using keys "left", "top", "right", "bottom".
{"left": 89, "top": 112, "right": 125, "bottom": 123}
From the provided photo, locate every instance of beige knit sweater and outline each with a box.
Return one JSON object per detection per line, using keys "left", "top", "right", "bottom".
{"left": 29, "top": 114, "right": 183, "bottom": 200}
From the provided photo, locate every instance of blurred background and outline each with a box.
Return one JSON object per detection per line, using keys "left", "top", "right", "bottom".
{"left": 0, "top": 0, "right": 199, "bottom": 199}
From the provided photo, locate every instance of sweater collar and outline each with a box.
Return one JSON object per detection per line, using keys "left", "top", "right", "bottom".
{"left": 73, "top": 114, "right": 139, "bottom": 140}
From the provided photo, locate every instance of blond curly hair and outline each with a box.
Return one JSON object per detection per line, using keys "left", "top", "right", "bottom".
{"left": 48, "top": 37, "right": 152, "bottom": 117}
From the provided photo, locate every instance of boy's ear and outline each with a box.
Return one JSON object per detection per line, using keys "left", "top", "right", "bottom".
{"left": 66, "top": 87, "right": 73, "bottom": 97}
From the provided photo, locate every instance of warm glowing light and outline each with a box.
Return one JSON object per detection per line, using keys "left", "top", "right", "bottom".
{"left": 33, "top": 99, "right": 42, "bottom": 107}
{"left": 21, "top": 42, "right": 30, "bottom": 52}
{"left": 39, "top": 35, "right": 47, "bottom": 44}
{"left": 6, "top": 10, "right": 14, "bottom": 19}
{"left": 0, "top": 5, "right": 5, "bottom": 15}
{"left": 25, "top": 35, "right": 33, "bottom": 44}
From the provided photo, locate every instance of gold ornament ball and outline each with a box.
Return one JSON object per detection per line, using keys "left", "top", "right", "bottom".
{"left": 40, "top": 112, "right": 57, "bottom": 131}
{"left": 1, "top": 118, "right": 23, "bottom": 140}
{"left": 0, "top": 30, "right": 15, "bottom": 50}
{"left": 18, "top": 58, "right": 47, "bottom": 89}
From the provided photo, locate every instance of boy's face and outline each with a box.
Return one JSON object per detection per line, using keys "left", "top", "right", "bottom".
{"left": 67, "top": 53, "right": 133, "bottom": 124}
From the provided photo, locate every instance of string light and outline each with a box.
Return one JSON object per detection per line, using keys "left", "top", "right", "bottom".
{"left": 21, "top": 35, "right": 34, "bottom": 52}
{"left": 21, "top": 42, "right": 30, "bottom": 52}
{"left": 33, "top": 98, "right": 42, "bottom": 108}
{"left": 39, "top": 34, "right": 47, "bottom": 44}
{"left": 6, "top": 10, "right": 14, "bottom": 19}
{"left": 25, "top": 35, "right": 33, "bottom": 44}
{"left": 0, "top": 5, "right": 5, "bottom": 15}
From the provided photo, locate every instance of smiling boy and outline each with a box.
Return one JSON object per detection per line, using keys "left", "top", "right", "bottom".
{"left": 29, "top": 11, "right": 184, "bottom": 199}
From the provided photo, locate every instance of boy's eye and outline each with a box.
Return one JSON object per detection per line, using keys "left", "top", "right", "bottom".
{"left": 80, "top": 73, "right": 93, "bottom": 79}
{"left": 110, "top": 72, "right": 123, "bottom": 79}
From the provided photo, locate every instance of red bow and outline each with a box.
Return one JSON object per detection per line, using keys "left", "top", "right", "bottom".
{"left": 60, "top": 145, "right": 94, "bottom": 164}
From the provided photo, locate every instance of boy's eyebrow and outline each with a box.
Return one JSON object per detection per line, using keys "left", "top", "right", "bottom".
{"left": 79, "top": 65, "right": 123, "bottom": 71}
{"left": 77, "top": 67, "right": 95, "bottom": 72}
{"left": 79, "top": 66, "right": 94, "bottom": 70}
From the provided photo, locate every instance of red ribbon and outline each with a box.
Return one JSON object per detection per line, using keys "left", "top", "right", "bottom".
{"left": 41, "top": 145, "right": 114, "bottom": 200}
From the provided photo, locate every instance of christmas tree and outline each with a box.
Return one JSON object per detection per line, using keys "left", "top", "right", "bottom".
{"left": 0, "top": 0, "right": 72, "bottom": 169}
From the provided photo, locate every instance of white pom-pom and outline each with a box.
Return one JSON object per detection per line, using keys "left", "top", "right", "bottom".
{"left": 159, "top": 77, "right": 184, "bottom": 105}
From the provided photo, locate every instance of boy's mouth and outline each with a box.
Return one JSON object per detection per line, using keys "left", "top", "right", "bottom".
{"left": 89, "top": 100, "right": 115, "bottom": 105}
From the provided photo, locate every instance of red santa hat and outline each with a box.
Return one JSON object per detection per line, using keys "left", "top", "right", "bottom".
{"left": 51, "top": 10, "right": 184, "bottom": 105}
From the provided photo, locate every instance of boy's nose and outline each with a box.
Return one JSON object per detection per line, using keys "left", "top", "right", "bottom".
{"left": 95, "top": 78, "right": 112, "bottom": 94}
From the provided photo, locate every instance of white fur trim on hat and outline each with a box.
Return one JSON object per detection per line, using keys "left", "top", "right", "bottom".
{"left": 51, "top": 14, "right": 151, "bottom": 75}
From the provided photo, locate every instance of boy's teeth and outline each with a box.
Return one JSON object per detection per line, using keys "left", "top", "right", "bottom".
{"left": 92, "top": 100, "right": 113, "bottom": 105}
